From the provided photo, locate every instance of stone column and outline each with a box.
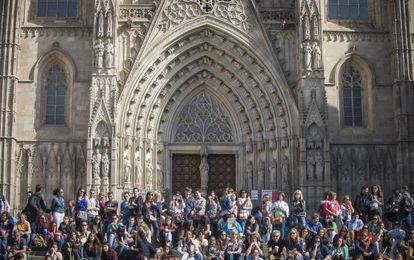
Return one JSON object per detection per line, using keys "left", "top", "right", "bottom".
{"left": 0, "top": 0, "right": 22, "bottom": 210}
{"left": 297, "top": 0, "right": 330, "bottom": 210}
{"left": 88, "top": 0, "right": 119, "bottom": 196}
{"left": 390, "top": 0, "right": 414, "bottom": 188}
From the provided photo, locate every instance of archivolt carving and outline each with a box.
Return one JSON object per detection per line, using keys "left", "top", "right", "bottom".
{"left": 159, "top": 0, "right": 250, "bottom": 32}
{"left": 119, "top": 28, "right": 293, "bottom": 144}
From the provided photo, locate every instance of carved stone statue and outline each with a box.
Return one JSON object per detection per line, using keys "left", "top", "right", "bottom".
{"left": 134, "top": 151, "right": 143, "bottom": 187}
{"left": 303, "top": 14, "right": 311, "bottom": 40}
{"left": 101, "top": 148, "right": 110, "bottom": 178}
{"left": 306, "top": 151, "right": 316, "bottom": 180}
{"left": 312, "top": 15, "right": 319, "bottom": 40}
{"left": 94, "top": 39, "right": 104, "bottom": 68}
{"left": 312, "top": 42, "right": 321, "bottom": 70}
{"left": 145, "top": 157, "right": 153, "bottom": 188}
{"left": 269, "top": 158, "right": 277, "bottom": 186}
{"left": 156, "top": 162, "right": 164, "bottom": 188}
{"left": 281, "top": 154, "right": 289, "bottom": 188}
{"left": 124, "top": 152, "right": 131, "bottom": 184}
{"left": 106, "top": 11, "right": 113, "bottom": 37}
{"left": 302, "top": 42, "right": 312, "bottom": 72}
{"left": 199, "top": 156, "right": 209, "bottom": 193}
{"left": 91, "top": 148, "right": 101, "bottom": 179}
{"left": 97, "top": 11, "right": 104, "bottom": 38}
{"left": 104, "top": 40, "right": 114, "bottom": 68}
{"left": 315, "top": 150, "right": 324, "bottom": 179}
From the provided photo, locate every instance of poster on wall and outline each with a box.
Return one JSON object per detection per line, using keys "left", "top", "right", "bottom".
{"left": 250, "top": 190, "right": 259, "bottom": 201}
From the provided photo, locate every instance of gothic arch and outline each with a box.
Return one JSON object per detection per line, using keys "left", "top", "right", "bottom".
{"left": 33, "top": 49, "right": 76, "bottom": 129}
{"left": 116, "top": 21, "right": 300, "bottom": 191}
{"left": 333, "top": 54, "right": 374, "bottom": 132}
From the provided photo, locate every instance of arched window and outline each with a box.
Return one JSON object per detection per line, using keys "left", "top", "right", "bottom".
{"left": 45, "top": 64, "right": 67, "bottom": 125}
{"left": 341, "top": 66, "right": 363, "bottom": 127}
{"left": 328, "top": 0, "right": 368, "bottom": 20}
{"left": 37, "top": 0, "right": 77, "bottom": 17}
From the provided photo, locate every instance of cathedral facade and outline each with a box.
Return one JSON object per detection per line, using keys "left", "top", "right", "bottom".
{"left": 1, "top": 0, "right": 413, "bottom": 210}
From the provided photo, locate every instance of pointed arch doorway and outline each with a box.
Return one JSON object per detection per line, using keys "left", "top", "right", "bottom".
{"left": 167, "top": 91, "right": 238, "bottom": 195}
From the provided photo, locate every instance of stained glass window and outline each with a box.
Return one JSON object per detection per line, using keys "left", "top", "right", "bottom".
{"left": 328, "top": 0, "right": 368, "bottom": 20}
{"left": 342, "top": 66, "right": 363, "bottom": 127}
{"left": 175, "top": 92, "right": 234, "bottom": 143}
{"left": 45, "top": 64, "right": 66, "bottom": 125}
{"left": 37, "top": 0, "right": 77, "bottom": 17}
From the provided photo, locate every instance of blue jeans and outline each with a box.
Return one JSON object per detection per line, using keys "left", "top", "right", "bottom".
{"left": 292, "top": 214, "right": 306, "bottom": 230}
{"left": 149, "top": 221, "right": 159, "bottom": 242}
{"left": 273, "top": 218, "right": 286, "bottom": 239}
{"left": 108, "top": 233, "right": 116, "bottom": 247}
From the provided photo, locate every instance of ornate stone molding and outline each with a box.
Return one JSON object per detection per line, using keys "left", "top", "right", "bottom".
{"left": 159, "top": 0, "right": 250, "bottom": 32}
{"left": 323, "top": 31, "right": 390, "bottom": 42}
{"left": 20, "top": 27, "right": 92, "bottom": 38}
{"left": 119, "top": 5, "right": 155, "bottom": 22}
{"left": 259, "top": 9, "right": 295, "bottom": 27}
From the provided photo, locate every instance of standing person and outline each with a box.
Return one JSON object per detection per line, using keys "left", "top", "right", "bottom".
{"left": 75, "top": 187, "right": 88, "bottom": 228}
{"left": 368, "top": 184, "right": 384, "bottom": 220}
{"left": 237, "top": 189, "right": 253, "bottom": 232}
{"left": 270, "top": 192, "right": 289, "bottom": 239}
{"left": 23, "top": 184, "right": 47, "bottom": 225}
{"left": 129, "top": 187, "right": 143, "bottom": 218}
{"left": 87, "top": 188, "right": 99, "bottom": 229}
{"left": 385, "top": 188, "right": 401, "bottom": 224}
{"left": 322, "top": 191, "right": 341, "bottom": 225}
{"left": 206, "top": 191, "right": 220, "bottom": 234}
{"left": 291, "top": 190, "right": 306, "bottom": 230}
{"left": 184, "top": 187, "right": 195, "bottom": 222}
{"left": 50, "top": 187, "right": 65, "bottom": 228}
{"left": 354, "top": 185, "right": 371, "bottom": 222}
{"left": 142, "top": 192, "right": 160, "bottom": 243}
{"left": 104, "top": 191, "right": 119, "bottom": 223}
{"left": 120, "top": 192, "right": 131, "bottom": 226}
{"left": 397, "top": 185, "right": 413, "bottom": 231}
{"left": 193, "top": 189, "right": 206, "bottom": 229}
{"left": 220, "top": 188, "right": 235, "bottom": 220}
{"left": 0, "top": 194, "right": 10, "bottom": 215}
{"left": 340, "top": 195, "right": 354, "bottom": 227}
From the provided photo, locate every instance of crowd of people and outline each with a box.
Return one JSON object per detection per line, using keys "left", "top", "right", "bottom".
{"left": 0, "top": 184, "right": 413, "bottom": 259}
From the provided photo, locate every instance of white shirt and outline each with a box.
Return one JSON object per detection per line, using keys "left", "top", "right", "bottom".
{"left": 270, "top": 200, "right": 290, "bottom": 218}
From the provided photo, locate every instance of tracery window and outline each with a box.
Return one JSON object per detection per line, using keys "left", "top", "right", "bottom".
{"left": 45, "top": 64, "right": 66, "bottom": 125}
{"left": 342, "top": 66, "right": 363, "bottom": 127}
{"left": 328, "top": 0, "right": 368, "bottom": 20}
{"left": 37, "top": 0, "right": 77, "bottom": 17}
{"left": 175, "top": 92, "right": 234, "bottom": 143}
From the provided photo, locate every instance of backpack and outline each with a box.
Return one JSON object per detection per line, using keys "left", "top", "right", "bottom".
{"left": 401, "top": 196, "right": 413, "bottom": 213}
{"left": 273, "top": 209, "right": 285, "bottom": 225}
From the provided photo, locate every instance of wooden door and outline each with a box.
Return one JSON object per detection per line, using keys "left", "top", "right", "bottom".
{"left": 207, "top": 154, "right": 236, "bottom": 194}
{"left": 172, "top": 154, "right": 201, "bottom": 194}
{"left": 172, "top": 154, "right": 236, "bottom": 194}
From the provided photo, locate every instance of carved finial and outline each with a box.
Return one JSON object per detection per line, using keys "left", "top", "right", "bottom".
{"left": 52, "top": 42, "right": 60, "bottom": 48}
{"left": 346, "top": 45, "right": 357, "bottom": 54}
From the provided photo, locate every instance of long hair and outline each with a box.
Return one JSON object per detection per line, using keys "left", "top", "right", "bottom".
{"left": 293, "top": 190, "right": 304, "bottom": 201}
{"left": 371, "top": 184, "right": 383, "bottom": 197}
{"left": 76, "top": 187, "right": 85, "bottom": 199}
